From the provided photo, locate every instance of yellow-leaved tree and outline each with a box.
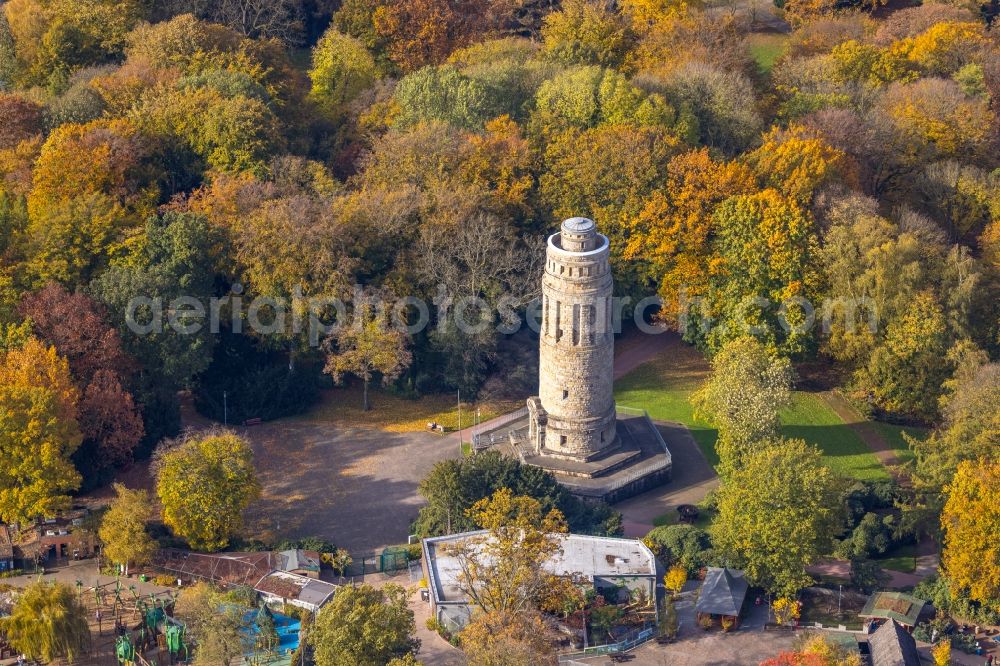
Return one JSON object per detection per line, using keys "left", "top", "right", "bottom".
{"left": 2, "top": 581, "right": 91, "bottom": 662}
{"left": 623, "top": 149, "right": 755, "bottom": 327}
{"left": 664, "top": 564, "right": 688, "bottom": 597}
{"left": 447, "top": 487, "right": 568, "bottom": 616}
{"left": 932, "top": 639, "right": 951, "bottom": 666}
{"left": 155, "top": 431, "right": 260, "bottom": 552}
{"left": 0, "top": 337, "right": 82, "bottom": 524}
{"left": 743, "top": 125, "right": 852, "bottom": 205}
{"left": 98, "top": 483, "right": 156, "bottom": 575}
{"left": 941, "top": 459, "right": 1000, "bottom": 614}
{"left": 771, "top": 597, "right": 799, "bottom": 626}
{"left": 324, "top": 302, "right": 412, "bottom": 412}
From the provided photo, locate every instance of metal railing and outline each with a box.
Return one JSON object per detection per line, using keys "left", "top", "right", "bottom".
{"left": 470, "top": 406, "right": 528, "bottom": 450}
{"left": 558, "top": 624, "right": 657, "bottom": 661}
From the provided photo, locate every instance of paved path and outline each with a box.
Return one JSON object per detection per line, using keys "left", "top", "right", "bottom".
{"left": 408, "top": 587, "right": 467, "bottom": 665}
{"left": 615, "top": 422, "right": 718, "bottom": 538}
{"left": 0, "top": 558, "right": 173, "bottom": 597}
{"left": 818, "top": 391, "right": 941, "bottom": 583}
{"left": 569, "top": 592, "right": 797, "bottom": 665}
{"left": 241, "top": 421, "right": 461, "bottom": 554}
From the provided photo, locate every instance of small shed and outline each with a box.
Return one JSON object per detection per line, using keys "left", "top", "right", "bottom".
{"left": 277, "top": 549, "right": 321, "bottom": 578}
{"left": 859, "top": 591, "right": 929, "bottom": 629}
{"left": 254, "top": 571, "right": 337, "bottom": 613}
{"left": 695, "top": 567, "right": 748, "bottom": 624}
{"left": 867, "top": 619, "right": 921, "bottom": 666}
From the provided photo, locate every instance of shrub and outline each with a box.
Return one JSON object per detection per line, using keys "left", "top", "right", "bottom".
{"left": 850, "top": 559, "right": 887, "bottom": 593}
{"left": 644, "top": 524, "right": 711, "bottom": 575}
{"left": 274, "top": 537, "right": 337, "bottom": 554}
{"left": 836, "top": 513, "right": 894, "bottom": 560}
{"left": 914, "top": 575, "right": 1000, "bottom": 625}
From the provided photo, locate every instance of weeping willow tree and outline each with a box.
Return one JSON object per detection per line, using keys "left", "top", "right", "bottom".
{"left": 2, "top": 581, "right": 91, "bottom": 662}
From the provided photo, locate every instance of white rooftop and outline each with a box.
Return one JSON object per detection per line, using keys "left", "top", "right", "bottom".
{"left": 423, "top": 531, "right": 656, "bottom": 604}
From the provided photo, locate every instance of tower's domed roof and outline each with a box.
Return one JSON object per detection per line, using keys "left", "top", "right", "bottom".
{"left": 562, "top": 217, "right": 596, "bottom": 235}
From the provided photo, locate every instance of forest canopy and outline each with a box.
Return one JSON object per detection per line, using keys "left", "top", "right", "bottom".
{"left": 0, "top": 0, "right": 997, "bottom": 533}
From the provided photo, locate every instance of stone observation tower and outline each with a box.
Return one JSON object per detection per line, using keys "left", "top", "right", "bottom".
{"left": 472, "top": 216, "right": 672, "bottom": 503}
{"left": 528, "top": 217, "right": 619, "bottom": 460}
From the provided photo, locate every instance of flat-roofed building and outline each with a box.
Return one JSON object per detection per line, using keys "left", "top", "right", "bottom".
{"left": 421, "top": 530, "right": 657, "bottom": 630}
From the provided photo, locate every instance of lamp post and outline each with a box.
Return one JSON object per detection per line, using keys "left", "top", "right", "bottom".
{"left": 223, "top": 390, "right": 228, "bottom": 426}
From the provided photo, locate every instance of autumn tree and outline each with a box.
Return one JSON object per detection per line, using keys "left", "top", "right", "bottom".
{"left": 0, "top": 337, "right": 82, "bottom": 524}
{"left": 880, "top": 78, "right": 992, "bottom": 165}
{"left": 908, "top": 362, "right": 998, "bottom": 531}
{"left": 309, "top": 584, "right": 419, "bottom": 666}
{"left": 771, "top": 597, "right": 799, "bottom": 627}
{"left": 743, "top": 125, "right": 850, "bottom": 205}
{"left": 371, "top": 0, "right": 515, "bottom": 72}
{"left": 664, "top": 564, "right": 688, "bottom": 596}
{"left": 706, "top": 189, "right": 820, "bottom": 355}
{"left": 852, "top": 290, "right": 950, "bottom": 421}
{"left": 624, "top": 149, "right": 755, "bottom": 328}
{"left": 932, "top": 639, "right": 951, "bottom": 666}
{"left": 0, "top": 94, "right": 43, "bottom": 150}
{"left": 446, "top": 488, "right": 568, "bottom": 615}
{"left": 174, "top": 582, "right": 248, "bottom": 666}
{"left": 309, "top": 27, "right": 378, "bottom": 117}
{"left": 24, "top": 119, "right": 156, "bottom": 286}
{"left": 21, "top": 283, "right": 143, "bottom": 476}
{"left": 231, "top": 191, "right": 355, "bottom": 356}
{"left": 138, "top": 85, "right": 282, "bottom": 177}
{"left": 460, "top": 609, "right": 557, "bottom": 666}
{"left": 940, "top": 459, "right": 1000, "bottom": 614}
{"left": 2, "top": 0, "right": 146, "bottom": 86}
{"left": 711, "top": 439, "right": 845, "bottom": 596}
{"left": 1, "top": 581, "right": 91, "bottom": 663}
{"left": 817, "top": 198, "right": 930, "bottom": 367}
{"left": 540, "top": 0, "right": 633, "bottom": 69}
{"left": 155, "top": 430, "right": 260, "bottom": 551}
{"left": 539, "top": 124, "right": 680, "bottom": 298}
{"left": 324, "top": 302, "right": 412, "bottom": 411}
{"left": 98, "top": 483, "right": 156, "bottom": 575}
{"left": 761, "top": 634, "right": 863, "bottom": 666}
{"left": 692, "top": 336, "right": 793, "bottom": 473}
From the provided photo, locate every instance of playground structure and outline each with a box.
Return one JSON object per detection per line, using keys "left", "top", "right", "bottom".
{"left": 79, "top": 578, "right": 189, "bottom": 666}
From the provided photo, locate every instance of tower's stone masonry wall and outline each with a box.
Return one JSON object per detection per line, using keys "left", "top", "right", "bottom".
{"left": 532, "top": 217, "right": 618, "bottom": 460}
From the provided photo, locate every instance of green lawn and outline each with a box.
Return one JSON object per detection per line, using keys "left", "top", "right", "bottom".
{"left": 876, "top": 543, "right": 917, "bottom": 573}
{"left": 781, "top": 393, "right": 891, "bottom": 481}
{"left": 748, "top": 34, "right": 789, "bottom": 74}
{"left": 614, "top": 349, "right": 719, "bottom": 465}
{"left": 615, "top": 349, "right": 891, "bottom": 481}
